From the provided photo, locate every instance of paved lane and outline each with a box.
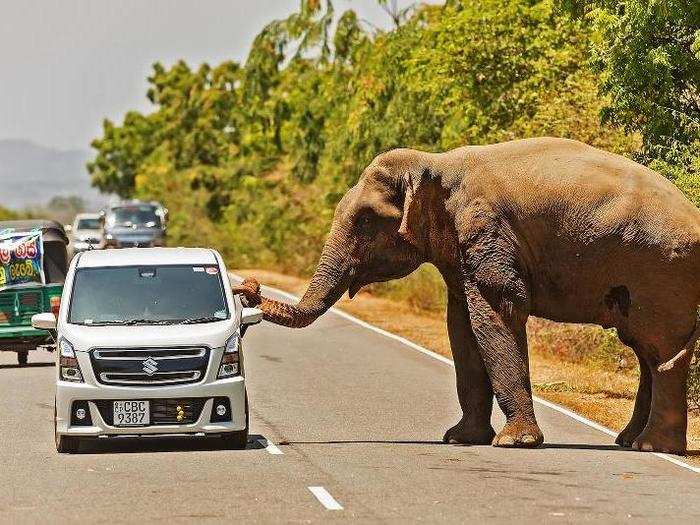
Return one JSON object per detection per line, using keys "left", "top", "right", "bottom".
{"left": 1, "top": 284, "right": 700, "bottom": 523}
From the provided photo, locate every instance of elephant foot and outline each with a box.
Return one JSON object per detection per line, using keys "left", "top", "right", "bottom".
{"left": 492, "top": 419, "right": 543, "bottom": 448}
{"left": 615, "top": 424, "right": 645, "bottom": 448}
{"left": 632, "top": 429, "right": 686, "bottom": 455}
{"left": 443, "top": 420, "right": 496, "bottom": 445}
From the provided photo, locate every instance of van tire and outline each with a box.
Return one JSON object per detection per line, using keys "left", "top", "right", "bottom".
{"left": 17, "top": 351, "right": 28, "bottom": 366}
{"left": 56, "top": 434, "right": 80, "bottom": 454}
{"left": 220, "top": 392, "right": 249, "bottom": 450}
{"left": 54, "top": 402, "right": 79, "bottom": 453}
{"left": 221, "top": 429, "right": 249, "bottom": 450}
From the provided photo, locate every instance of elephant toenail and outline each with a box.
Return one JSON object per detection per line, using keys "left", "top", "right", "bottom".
{"left": 448, "top": 438, "right": 459, "bottom": 444}
{"left": 499, "top": 436, "right": 515, "bottom": 446}
{"left": 522, "top": 435, "right": 535, "bottom": 444}
{"left": 640, "top": 442, "right": 653, "bottom": 452}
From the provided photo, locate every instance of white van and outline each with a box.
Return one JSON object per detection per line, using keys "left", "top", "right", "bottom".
{"left": 32, "top": 247, "right": 262, "bottom": 453}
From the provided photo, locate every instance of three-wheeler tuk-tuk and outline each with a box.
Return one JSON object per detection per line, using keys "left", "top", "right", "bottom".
{"left": 0, "top": 221, "right": 69, "bottom": 365}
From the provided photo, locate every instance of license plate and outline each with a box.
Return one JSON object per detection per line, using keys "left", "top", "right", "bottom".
{"left": 113, "top": 400, "right": 150, "bottom": 426}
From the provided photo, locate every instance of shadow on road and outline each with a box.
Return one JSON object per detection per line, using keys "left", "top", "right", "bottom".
{"left": 76, "top": 433, "right": 267, "bottom": 455}
{"left": 0, "top": 362, "right": 54, "bottom": 370}
{"left": 540, "top": 443, "right": 630, "bottom": 451}
{"left": 280, "top": 440, "right": 659, "bottom": 454}
{"left": 279, "top": 439, "right": 445, "bottom": 446}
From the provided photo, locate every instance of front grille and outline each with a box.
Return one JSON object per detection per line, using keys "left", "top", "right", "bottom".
{"left": 95, "top": 398, "right": 207, "bottom": 426}
{"left": 99, "top": 371, "right": 202, "bottom": 385}
{"left": 90, "top": 346, "right": 209, "bottom": 387}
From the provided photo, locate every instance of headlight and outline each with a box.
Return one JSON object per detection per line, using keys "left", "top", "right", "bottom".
{"left": 218, "top": 332, "right": 240, "bottom": 378}
{"left": 58, "top": 339, "right": 83, "bottom": 382}
{"left": 59, "top": 338, "right": 75, "bottom": 358}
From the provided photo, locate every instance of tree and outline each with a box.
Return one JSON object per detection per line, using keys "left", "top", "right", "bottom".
{"left": 561, "top": 0, "right": 700, "bottom": 190}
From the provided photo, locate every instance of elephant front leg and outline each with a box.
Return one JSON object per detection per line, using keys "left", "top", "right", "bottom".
{"left": 443, "top": 292, "right": 495, "bottom": 445}
{"left": 465, "top": 283, "right": 543, "bottom": 448}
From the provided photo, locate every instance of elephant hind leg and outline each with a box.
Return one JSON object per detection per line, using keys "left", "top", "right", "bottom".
{"left": 616, "top": 349, "right": 652, "bottom": 447}
{"left": 443, "top": 292, "right": 495, "bottom": 445}
{"left": 632, "top": 336, "right": 693, "bottom": 454}
{"left": 629, "top": 315, "right": 698, "bottom": 454}
{"left": 632, "top": 359, "right": 689, "bottom": 454}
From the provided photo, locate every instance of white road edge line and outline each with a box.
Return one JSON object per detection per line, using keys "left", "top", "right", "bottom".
{"left": 256, "top": 437, "right": 284, "bottom": 455}
{"left": 231, "top": 274, "right": 700, "bottom": 474}
{"left": 308, "top": 486, "right": 343, "bottom": 510}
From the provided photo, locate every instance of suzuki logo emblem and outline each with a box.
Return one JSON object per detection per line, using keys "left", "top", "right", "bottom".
{"left": 142, "top": 358, "right": 158, "bottom": 376}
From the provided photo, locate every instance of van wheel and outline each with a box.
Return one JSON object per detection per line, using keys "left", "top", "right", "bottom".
{"left": 56, "top": 434, "right": 80, "bottom": 454}
{"left": 221, "top": 429, "right": 249, "bottom": 450}
{"left": 221, "top": 393, "right": 249, "bottom": 450}
{"left": 54, "top": 402, "right": 79, "bottom": 453}
{"left": 17, "top": 351, "right": 28, "bottom": 366}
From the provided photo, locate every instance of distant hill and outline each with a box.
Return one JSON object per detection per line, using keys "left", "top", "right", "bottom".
{"left": 0, "top": 139, "right": 109, "bottom": 210}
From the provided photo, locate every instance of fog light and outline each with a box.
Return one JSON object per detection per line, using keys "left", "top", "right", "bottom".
{"left": 218, "top": 363, "right": 238, "bottom": 377}
{"left": 210, "top": 397, "right": 232, "bottom": 423}
{"left": 61, "top": 367, "right": 83, "bottom": 382}
{"left": 70, "top": 400, "right": 92, "bottom": 426}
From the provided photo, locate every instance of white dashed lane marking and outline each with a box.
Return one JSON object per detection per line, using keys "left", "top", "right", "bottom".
{"left": 308, "top": 486, "right": 343, "bottom": 510}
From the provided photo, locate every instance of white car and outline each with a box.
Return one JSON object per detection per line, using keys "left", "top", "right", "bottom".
{"left": 70, "top": 213, "right": 103, "bottom": 253}
{"left": 31, "top": 247, "right": 262, "bottom": 453}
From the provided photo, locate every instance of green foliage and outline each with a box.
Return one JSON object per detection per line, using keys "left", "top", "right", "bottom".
{"left": 88, "top": 0, "right": 694, "bottom": 284}
{"left": 369, "top": 264, "right": 447, "bottom": 312}
{"left": 559, "top": 0, "right": 700, "bottom": 188}
{"left": 0, "top": 206, "right": 19, "bottom": 221}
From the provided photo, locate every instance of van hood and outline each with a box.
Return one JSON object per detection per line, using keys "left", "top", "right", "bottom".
{"left": 60, "top": 320, "right": 237, "bottom": 352}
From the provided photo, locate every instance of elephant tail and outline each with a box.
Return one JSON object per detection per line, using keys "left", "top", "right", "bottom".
{"left": 657, "top": 307, "right": 700, "bottom": 373}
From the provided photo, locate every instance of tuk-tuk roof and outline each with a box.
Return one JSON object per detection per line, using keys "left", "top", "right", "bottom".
{"left": 0, "top": 220, "right": 69, "bottom": 244}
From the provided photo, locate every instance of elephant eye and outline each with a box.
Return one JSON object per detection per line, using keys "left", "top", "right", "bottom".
{"left": 356, "top": 215, "right": 373, "bottom": 233}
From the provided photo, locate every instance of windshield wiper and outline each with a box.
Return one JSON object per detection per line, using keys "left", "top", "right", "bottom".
{"left": 181, "top": 316, "right": 225, "bottom": 324}
{"left": 82, "top": 320, "right": 128, "bottom": 326}
{"left": 122, "top": 318, "right": 181, "bottom": 326}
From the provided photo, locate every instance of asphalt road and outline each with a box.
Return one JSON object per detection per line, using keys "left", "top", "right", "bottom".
{"left": 2, "top": 284, "right": 700, "bottom": 523}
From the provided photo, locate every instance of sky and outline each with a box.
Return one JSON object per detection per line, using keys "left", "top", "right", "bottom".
{"left": 0, "top": 0, "right": 421, "bottom": 152}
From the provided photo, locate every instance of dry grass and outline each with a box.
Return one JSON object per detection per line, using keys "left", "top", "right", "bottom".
{"left": 235, "top": 268, "right": 700, "bottom": 463}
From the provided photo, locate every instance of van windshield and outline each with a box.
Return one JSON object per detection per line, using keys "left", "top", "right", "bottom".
{"left": 76, "top": 218, "right": 101, "bottom": 230}
{"left": 68, "top": 265, "right": 228, "bottom": 325}
{"left": 107, "top": 206, "right": 161, "bottom": 228}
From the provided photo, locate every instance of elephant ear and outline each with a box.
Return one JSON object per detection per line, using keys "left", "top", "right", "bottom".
{"left": 398, "top": 167, "right": 431, "bottom": 246}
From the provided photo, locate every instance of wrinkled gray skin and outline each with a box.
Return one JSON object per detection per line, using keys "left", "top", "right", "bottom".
{"left": 257, "top": 137, "right": 700, "bottom": 454}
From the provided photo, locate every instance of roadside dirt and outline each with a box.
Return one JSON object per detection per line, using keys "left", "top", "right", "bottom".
{"left": 235, "top": 268, "right": 700, "bottom": 463}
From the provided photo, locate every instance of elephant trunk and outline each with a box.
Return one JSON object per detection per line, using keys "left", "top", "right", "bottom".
{"left": 234, "top": 233, "right": 352, "bottom": 328}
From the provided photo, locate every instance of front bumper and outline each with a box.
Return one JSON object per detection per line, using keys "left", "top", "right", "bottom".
{"left": 56, "top": 376, "right": 246, "bottom": 437}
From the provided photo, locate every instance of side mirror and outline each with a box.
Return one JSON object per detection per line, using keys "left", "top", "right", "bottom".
{"left": 32, "top": 312, "right": 57, "bottom": 331}
{"left": 241, "top": 307, "right": 263, "bottom": 326}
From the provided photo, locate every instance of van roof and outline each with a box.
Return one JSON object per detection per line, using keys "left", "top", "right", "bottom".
{"left": 76, "top": 247, "right": 219, "bottom": 268}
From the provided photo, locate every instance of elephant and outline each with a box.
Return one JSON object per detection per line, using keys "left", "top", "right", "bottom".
{"left": 235, "top": 137, "right": 700, "bottom": 455}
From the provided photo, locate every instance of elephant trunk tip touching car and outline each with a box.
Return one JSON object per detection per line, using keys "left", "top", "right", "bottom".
{"left": 235, "top": 137, "right": 700, "bottom": 456}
